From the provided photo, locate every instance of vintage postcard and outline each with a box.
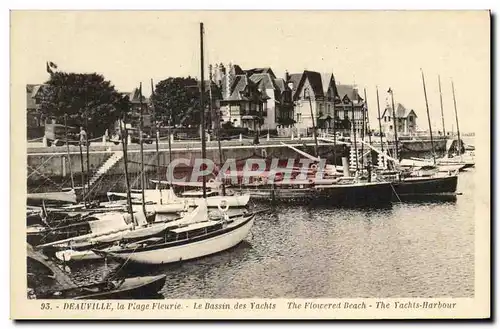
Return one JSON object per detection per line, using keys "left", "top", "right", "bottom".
{"left": 10, "top": 10, "right": 490, "bottom": 320}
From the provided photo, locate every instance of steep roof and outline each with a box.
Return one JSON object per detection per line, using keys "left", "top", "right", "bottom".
{"left": 225, "top": 75, "right": 251, "bottom": 101}
{"left": 302, "top": 70, "right": 324, "bottom": 97}
{"left": 26, "top": 84, "right": 38, "bottom": 110}
{"left": 382, "top": 103, "right": 417, "bottom": 118}
{"left": 274, "top": 78, "right": 286, "bottom": 92}
{"left": 232, "top": 64, "right": 245, "bottom": 75}
{"left": 249, "top": 73, "right": 276, "bottom": 90}
{"left": 245, "top": 67, "right": 276, "bottom": 79}
{"left": 126, "top": 88, "right": 149, "bottom": 104}
{"left": 287, "top": 73, "right": 303, "bottom": 98}
{"left": 26, "top": 84, "right": 47, "bottom": 110}
{"left": 336, "top": 84, "right": 363, "bottom": 103}
{"left": 288, "top": 70, "right": 324, "bottom": 100}
{"left": 320, "top": 73, "right": 335, "bottom": 94}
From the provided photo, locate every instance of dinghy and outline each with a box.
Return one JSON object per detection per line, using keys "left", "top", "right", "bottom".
{"left": 27, "top": 244, "right": 166, "bottom": 299}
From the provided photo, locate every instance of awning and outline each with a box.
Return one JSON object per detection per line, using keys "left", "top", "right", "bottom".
{"left": 241, "top": 115, "right": 257, "bottom": 120}
{"left": 317, "top": 115, "right": 332, "bottom": 121}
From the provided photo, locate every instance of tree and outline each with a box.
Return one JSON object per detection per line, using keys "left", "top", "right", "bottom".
{"left": 151, "top": 77, "right": 210, "bottom": 128}
{"left": 39, "top": 72, "right": 130, "bottom": 137}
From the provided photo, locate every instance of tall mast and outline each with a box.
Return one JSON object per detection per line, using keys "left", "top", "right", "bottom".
{"left": 85, "top": 112, "right": 90, "bottom": 199}
{"left": 350, "top": 97, "right": 358, "bottom": 172}
{"left": 376, "top": 86, "right": 384, "bottom": 153}
{"left": 438, "top": 75, "right": 446, "bottom": 136}
{"left": 451, "top": 79, "right": 462, "bottom": 156}
{"left": 332, "top": 96, "right": 337, "bottom": 166}
{"left": 64, "top": 114, "right": 75, "bottom": 190}
{"left": 363, "top": 88, "right": 372, "bottom": 180}
{"left": 151, "top": 78, "right": 163, "bottom": 204}
{"left": 200, "top": 22, "right": 207, "bottom": 198}
{"left": 360, "top": 91, "right": 365, "bottom": 170}
{"left": 307, "top": 88, "right": 319, "bottom": 157}
{"left": 167, "top": 112, "right": 173, "bottom": 165}
{"left": 364, "top": 88, "right": 372, "bottom": 146}
{"left": 388, "top": 88, "right": 399, "bottom": 161}
{"left": 138, "top": 82, "right": 147, "bottom": 215}
{"left": 78, "top": 135, "right": 86, "bottom": 206}
{"left": 118, "top": 114, "right": 134, "bottom": 226}
{"left": 210, "top": 65, "right": 226, "bottom": 196}
{"left": 420, "top": 69, "right": 436, "bottom": 164}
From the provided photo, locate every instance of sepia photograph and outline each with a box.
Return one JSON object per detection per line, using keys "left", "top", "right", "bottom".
{"left": 10, "top": 9, "right": 490, "bottom": 319}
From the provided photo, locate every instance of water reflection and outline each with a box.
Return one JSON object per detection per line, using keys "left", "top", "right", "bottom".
{"left": 63, "top": 170, "right": 475, "bottom": 299}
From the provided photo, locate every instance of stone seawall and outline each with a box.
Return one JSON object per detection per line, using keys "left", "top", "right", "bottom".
{"left": 27, "top": 138, "right": 447, "bottom": 195}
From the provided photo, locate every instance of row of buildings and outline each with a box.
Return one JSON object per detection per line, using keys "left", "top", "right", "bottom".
{"left": 27, "top": 65, "right": 418, "bottom": 138}
{"left": 210, "top": 63, "right": 417, "bottom": 136}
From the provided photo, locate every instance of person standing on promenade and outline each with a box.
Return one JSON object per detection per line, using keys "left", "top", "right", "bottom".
{"left": 79, "top": 126, "right": 87, "bottom": 145}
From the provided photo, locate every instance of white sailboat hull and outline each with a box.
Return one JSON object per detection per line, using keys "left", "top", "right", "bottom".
{"left": 107, "top": 217, "right": 254, "bottom": 265}
{"left": 189, "top": 195, "right": 250, "bottom": 208}
{"left": 402, "top": 158, "right": 464, "bottom": 173}
{"left": 108, "top": 190, "right": 250, "bottom": 209}
{"left": 55, "top": 245, "right": 123, "bottom": 262}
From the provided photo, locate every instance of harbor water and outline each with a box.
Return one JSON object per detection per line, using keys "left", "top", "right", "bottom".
{"left": 69, "top": 168, "right": 475, "bottom": 299}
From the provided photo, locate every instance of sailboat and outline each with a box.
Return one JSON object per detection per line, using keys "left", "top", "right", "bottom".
{"left": 107, "top": 181, "right": 250, "bottom": 209}
{"left": 106, "top": 79, "right": 250, "bottom": 210}
{"left": 369, "top": 76, "right": 458, "bottom": 197}
{"left": 37, "top": 110, "right": 175, "bottom": 262}
{"left": 409, "top": 79, "right": 474, "bottom": 171}
{"left": 27, "top": 116, "right": 79, "bottom": 207}
{"left": 224, "top": 137, "right": 394, "bottom": 207}
{"left": 94, "top": 23, "right": 255, "bottom": 265}
{"left": 434, "top": 138, "right": 474, "bottom": 169}
{"left": 27, "top": 244, "right": 166, "bottom": 299}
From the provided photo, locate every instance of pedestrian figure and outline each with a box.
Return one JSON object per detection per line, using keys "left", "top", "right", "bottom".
{"left": 79, "top": 127, "right": 87, "bottom": 145}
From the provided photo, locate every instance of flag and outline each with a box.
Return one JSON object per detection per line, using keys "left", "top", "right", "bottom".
{"left": 46, "top": 62, "right": 53, "bottom": 74}
{"left": 46, "top": 61, "right": 58, "bottom": 75}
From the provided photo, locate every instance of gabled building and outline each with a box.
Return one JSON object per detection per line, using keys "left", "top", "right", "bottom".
{"left": 334, "top": 84, "right": 367, "bottom": 135}
{"left": 273, "top": 77, "right": 294, "bottom": 127}
{"left": 213, "top": 63, "right": 294, "bottom": 131}
{"left": 214, "top": 63, "right": 267, "bottom": 131}
{"left": 119, "top": 88, "right": 151, "bottom": 128}
{"left": 26, "top": 84, "right": 47, "bottom": 129}
{"left": 381, "top": 103, "right": 418, "bottom": 135}
{"left": 286, "top": 70, "right": 343, "bottom": 133}
{"left": 250, "top": 70, "right": 293, "bottom": 129}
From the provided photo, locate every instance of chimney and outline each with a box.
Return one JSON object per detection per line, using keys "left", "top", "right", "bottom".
{"left": 217, "top": 63, "right": 225, "bottom": 89}
{"left": 226, "top": 62, "right": 234, "bottom": 99}
{"left": 285, "top": 70, "right": 290, "bottom": 82}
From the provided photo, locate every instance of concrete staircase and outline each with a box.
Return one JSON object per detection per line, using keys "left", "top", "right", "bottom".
{"left": 85, "top": 151, "right": 124, "bottom": 191}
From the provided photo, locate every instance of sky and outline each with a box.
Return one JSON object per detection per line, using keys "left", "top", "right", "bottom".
{"left": 11, "top": 10, "right": 490, "bottom": 133}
